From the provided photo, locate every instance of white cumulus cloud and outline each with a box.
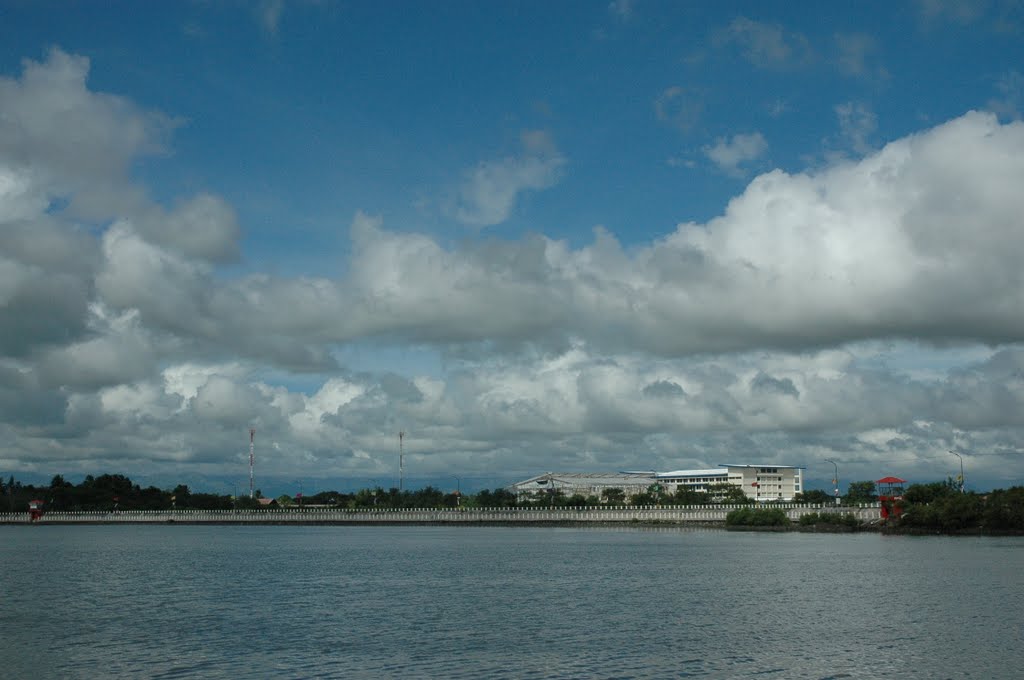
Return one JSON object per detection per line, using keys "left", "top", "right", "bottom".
{"left": 452, "top": 131, "right": 566, "bottom": 227}
{"left": 703, "top": 132, "right": 769, "bottom": 176}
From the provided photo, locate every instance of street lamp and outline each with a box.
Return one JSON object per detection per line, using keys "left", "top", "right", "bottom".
{"left": 824, "top": 459, "right": 840, "bottom": 505}
{"left": 399, "top": 431, "right": 405, "bottom": 492}
{"left": 452, "top": 475, "right": 461, "bottom": 506}
{"left": 295, "top": 479, "right": 304, "bottom": 509}
{"left": 948, "top": 451, "right": 965, "bottom": 493}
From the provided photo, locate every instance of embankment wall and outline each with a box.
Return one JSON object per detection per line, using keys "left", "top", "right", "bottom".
{"left": 0, "top": 504, "right": 880, "bottom": 525}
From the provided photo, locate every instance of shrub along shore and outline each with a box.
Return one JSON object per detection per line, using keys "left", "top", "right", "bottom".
{"left": 725, "top": 482, "right": 1024, "bottom": 535}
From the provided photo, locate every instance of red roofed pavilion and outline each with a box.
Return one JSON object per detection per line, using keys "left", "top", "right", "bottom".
{"left": 877, "top": 477, "right": 906, "bottom": 519}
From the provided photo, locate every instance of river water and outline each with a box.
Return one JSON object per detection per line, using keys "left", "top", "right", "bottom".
{"left": 1, "top": 526, "right": 1021, "bottom": 679}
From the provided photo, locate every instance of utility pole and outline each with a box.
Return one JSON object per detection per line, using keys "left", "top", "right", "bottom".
{"left": 249, "top": 428, "right": 256, "bottom": 499}
{"left": 399, "top": 431, "right": 405, "bottom": 492}
{"left": 825, "top": 459, "right": 839, "bottom": 505}
{"left": 949, "top": 450, "right": 965, "bottom": 493}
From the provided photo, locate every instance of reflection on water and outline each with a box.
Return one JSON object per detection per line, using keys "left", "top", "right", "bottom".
{"left": 1, "top": 526, "right": 1022, "bottom": 679}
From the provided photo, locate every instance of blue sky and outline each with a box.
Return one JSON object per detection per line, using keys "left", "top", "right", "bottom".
{"left": 2, "top": 1, "right": 1024, "bottom": 494}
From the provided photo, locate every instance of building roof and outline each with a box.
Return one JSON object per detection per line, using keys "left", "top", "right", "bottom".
{"left": 511, "top": 472, "right": 654, "bottom": 488}
{"left": 717, "top": 463, "right": 806, "bottom": 469}
{"left": 653, "top": 469, "right": 728, "bottom": 478}
{"left": 877, "top": 476, "right": 906, "bottom": 484}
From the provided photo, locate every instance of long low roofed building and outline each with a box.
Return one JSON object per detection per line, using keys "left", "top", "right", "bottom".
{"left": 510, "top": 472, "right": 655, "bottom": 501}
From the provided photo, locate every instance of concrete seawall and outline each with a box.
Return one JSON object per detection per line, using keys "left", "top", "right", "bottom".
{"left": 0, "top": 504, "right": 880, "bottom": 525}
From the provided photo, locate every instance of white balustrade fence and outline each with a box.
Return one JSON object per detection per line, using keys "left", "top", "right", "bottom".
{"left": 0, "top": 504, "right": 881, "bottom": 524}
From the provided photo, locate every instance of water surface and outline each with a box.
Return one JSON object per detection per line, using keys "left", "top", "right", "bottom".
{"left": 1, "top": 526, "right": 1021, "bottom": 678}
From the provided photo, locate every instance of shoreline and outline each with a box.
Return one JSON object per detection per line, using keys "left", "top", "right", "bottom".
{"left": 4, "top": 518, "right": 1021, "bottom": 535}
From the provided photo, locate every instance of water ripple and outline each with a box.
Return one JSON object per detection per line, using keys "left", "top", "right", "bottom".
{"left": 1, "top": 526, "right": 1022, "bottom": 679}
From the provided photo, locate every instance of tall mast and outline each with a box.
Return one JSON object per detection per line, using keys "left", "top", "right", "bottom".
{"left": 249, "top": 428, "right": 256, "bottom": 499}
{"left": 399, "top": 431, "right": 405, "bottom": 492}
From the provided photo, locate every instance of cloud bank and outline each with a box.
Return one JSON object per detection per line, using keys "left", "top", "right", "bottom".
{"left": 3, "top": 49, "right": 1024, "bottom": 489}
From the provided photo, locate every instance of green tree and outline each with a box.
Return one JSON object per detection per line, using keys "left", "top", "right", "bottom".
{"left": 903, "top": 481, "right": 955, "bottom": 505}
{"left": 171, "top": 484, "right": 190, "bottom": 509}
{"left": 189, "top": 493, "right": 233, "bottom": 510}
{"left": 472, "top": 488, "right": 517, "bottom": 507}
{"left": 6, "top": 475, "right": 21, "bottom": 511}
{"left": 794, "top": 489, "right": 832, "bottom": 504}
{"left": 540, "top": 488, "right": 566, "bottom": 506}
{"left": 601, "top": 487, "right": 626, "bottom": 505}
{"left": 708, "top": 482, "right": 750, "bottom": 504}
{"left": 306, "top": 490, "right": 348, "bottom": 506}
{"left": 900, "top": 491, "right": 985, "bottom": 531}
{"left": 235, "top": 495, "right": 261, "bottom": 510}
{"left": 352, "top": 487, "right": 383, "bottom": 507}
{"left": 671, "top": 486, "right": 711, "bottom": 505}
{"left": 844, "top": 481, "right": 877, "bottom": 504}
{"left": 48, "top": 474, "right": 75, "bottom": 510}
{"left": 137, "top": 485, "right": 170, "bottom": 510}
{"left": 982, "top": 487, "right": 1024, "bottom": 530}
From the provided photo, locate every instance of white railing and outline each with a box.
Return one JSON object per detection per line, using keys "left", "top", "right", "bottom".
{"left": 0, "top": 504, "right": 880, "bottom": 524}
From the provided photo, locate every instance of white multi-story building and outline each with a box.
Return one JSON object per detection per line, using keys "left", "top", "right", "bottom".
{"left": 654, "top": 464, "right": 803, "bottom": 501}
{"left": 720, "top": 464, "right": 803, "bottom": 501}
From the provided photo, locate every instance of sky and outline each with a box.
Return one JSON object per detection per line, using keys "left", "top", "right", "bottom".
{"left": 2, "top": 0, "right": 1024, "bottom": 495}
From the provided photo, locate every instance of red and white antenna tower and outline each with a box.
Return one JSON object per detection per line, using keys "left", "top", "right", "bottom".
{"left": 249, "top": 428, "right": 256, "bottom": 499}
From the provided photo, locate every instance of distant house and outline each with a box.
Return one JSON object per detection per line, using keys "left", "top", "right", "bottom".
{"left": 256, "top": 497, "right": 278, "bottom": 507}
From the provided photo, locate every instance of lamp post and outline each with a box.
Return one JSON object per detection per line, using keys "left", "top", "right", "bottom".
{"left": 296, "top": 479, "right": 303, "bottom": 509}
{"left": 399, "top": 431, "right": 405, "bottom": 492}
{"left": 452, "top": 475, "right": 461, "bottom": 507}
{"left": 948, "top": 451, "right": 965, "bottom": 493}
{"left": 825, "top": 459, "right": 840, "bottom": 505}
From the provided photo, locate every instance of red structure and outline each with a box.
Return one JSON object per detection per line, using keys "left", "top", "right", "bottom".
{"left": 877, "top": 476, "right": 906, "bottom": 519}
{"left": 28, "top": 499, "right": 44, "bottom": 522}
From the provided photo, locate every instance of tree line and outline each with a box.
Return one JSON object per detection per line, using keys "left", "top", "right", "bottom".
{"left": 0, "top": 474, "right": 825, "bottom": 512}
{"left": 0, "top": 474, "right": 509, "bottom": 512}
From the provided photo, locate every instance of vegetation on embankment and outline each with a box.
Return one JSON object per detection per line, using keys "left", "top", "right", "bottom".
{"left": 724, "top": 508, "right": 868, "bottom": 532}
{"left": 724, "top": 482, "right": 1024, "bottom": 535}
{"left": 888, "top": 484, "right": 1024, "bottom": 534}
{"left": 725, "top": 507, "right": 790, "bottom": 527}
{"left": 797, "top": 512, "right": 863, "bottom": 531}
